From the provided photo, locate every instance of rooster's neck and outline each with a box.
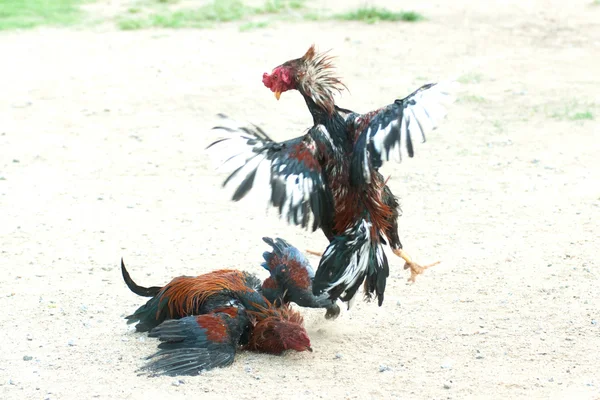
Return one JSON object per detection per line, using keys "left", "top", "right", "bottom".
{"left": 301, "top": 91, "right": 349, "bottom": 149}
{"left": 301, "top": 93, "right": 331, "bottom": 124}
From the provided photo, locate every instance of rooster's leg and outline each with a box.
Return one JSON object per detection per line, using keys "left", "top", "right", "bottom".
{"left": 306, "top": 249, "right": 323, "bottom": 257}
{"left": 392, "top": 248, "right": 439, "bottom": 283}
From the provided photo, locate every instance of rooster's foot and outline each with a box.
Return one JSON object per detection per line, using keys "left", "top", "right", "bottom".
{"left": 392, "top": 248, "right": 440, "bottom": 283}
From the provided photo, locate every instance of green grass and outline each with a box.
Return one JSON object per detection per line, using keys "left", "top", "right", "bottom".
{"left": 115, "top": 1, "right": 425, "bottom": 31}
{"left": 458, "top": 94, "right": 487, "bottom": 104}
{"left": 457, "top": 72, "right": 483, "bottom": 84}
{"left": 543, "top": 101, "right": 595, "bottom": 121}
{"left": 334, "top": 7, "right": 424, "bottom": 24}
{"left": 570, "top": 111, "right": 594, "bottom": 120}
{"left": 0, "top": 0, "right": 87, "bottom": 30}
{"left": 118, "top": 0, "right": 248, "bottom": 30}
{"left": 302, "top": 12, "right": 324, "bottom": 21}
{"left": 117, "top": 0, "right": 307, "bottom": 30}
{"left": 491, "top": 120, "right": 504, "bottom": 131}
{"left": 567, "top": 111, "right": 594, "bottom": 121}
{"left": 118, "top": 18, "right": 148, "bottom": 30}
{"left": 0, "top": 0, "right": 426, "bottom": 31}
{"left": 239, "top": 21, "right": 270, "bottom": 31}
{"left": 261, "top": 0, "right": 305, "bottom": 13}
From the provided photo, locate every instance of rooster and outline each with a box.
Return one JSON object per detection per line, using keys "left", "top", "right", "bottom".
{"left": 121, "top": 260, "right": 311, "bottom": 376}
{"left": 260, "top": 237, "right": 340, "bottom": 320}
{"left": 207, "top": 45, "right": 454, "bottom": 307}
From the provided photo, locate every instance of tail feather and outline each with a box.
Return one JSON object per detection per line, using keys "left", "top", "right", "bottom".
{"left": 125, "top": 296, "right": 170, "bottom": 332}
{"left": 312, "top": 220, "right": 389, "bottom": 306}
{"left": 363, "top": 244, "right": 389, "bottom": 306}
{"left": 121, "top": 258, "right": 162, "bottom": 297}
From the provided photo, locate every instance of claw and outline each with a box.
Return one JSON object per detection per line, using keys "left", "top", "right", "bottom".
{"left": 404, "top": 260, "right": 440, "bottom": 283}
{"left": 392, "top": 248, "right": 439, "bottom": 283}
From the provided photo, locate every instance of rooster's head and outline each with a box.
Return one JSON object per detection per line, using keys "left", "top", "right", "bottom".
{"left": 246, "top": 302, "right": 312, "bottom": 354}
{"left": 262, "top": 44, "right": 347, "bottom": 115}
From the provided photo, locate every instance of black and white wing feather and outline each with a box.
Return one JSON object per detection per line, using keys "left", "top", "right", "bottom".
{"left": 206, "top": 116, "right": 332, "bottom": 232}
{"left": 350, "top": 81, "right": 456, "bottom": 185}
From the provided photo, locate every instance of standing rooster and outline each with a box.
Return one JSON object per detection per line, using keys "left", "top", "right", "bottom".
{"left": 121, "top": 260, "right": 311, "bottom": 376}
{"left": 207, "top": 45, "right": 454, "bottom": 307}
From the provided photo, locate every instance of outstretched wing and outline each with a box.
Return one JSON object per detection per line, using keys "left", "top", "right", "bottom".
{"left": 140, "top": 309, "right": 248, "bottom": 377}
{"left": 349, "top": 82, "right": 456, "bottom": 185}
{"left": 207, "top": 116, "right": 333, "bottom": 232}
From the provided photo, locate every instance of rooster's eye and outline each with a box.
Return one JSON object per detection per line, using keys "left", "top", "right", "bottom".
{"left": 273, "top": 73, "right": 278, "bottom": 79}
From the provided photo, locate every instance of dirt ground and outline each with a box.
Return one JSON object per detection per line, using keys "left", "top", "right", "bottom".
{"left": 1, "top": 0, "right": 599, "bottom": 399}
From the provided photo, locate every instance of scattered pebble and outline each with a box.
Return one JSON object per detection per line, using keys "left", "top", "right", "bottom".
{"left": 440, "top": 358, "right": 454, "bottom": 369}
{"left": 379, "top": 364, "right": 391, "bottom": 372}
{"left": 23, "top": 355, "right": 33, "bottom": 361}
{"left": 68, "top": 339, "right": 76, "bottom": 347}
{"left": 443, "top": 380, "right": 453, "bottom": 389}
{"left": 171, "top": 379, "right": 185, "bottom": 387}
{"left": 26, "top": 333, "right": 33, "bottom": 341}
{"left": 591, "top": 319, "right": 597, "bottom": 325}
{"left": 334, "top": 353, "right": 343, "bottom": 359}
{"left": 244, "top": 366, "right": 252, "bottom": 373}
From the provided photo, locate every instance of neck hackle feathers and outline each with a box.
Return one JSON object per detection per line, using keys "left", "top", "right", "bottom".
{"left": 297, "top": 45, "right": 347, "bottom": 116}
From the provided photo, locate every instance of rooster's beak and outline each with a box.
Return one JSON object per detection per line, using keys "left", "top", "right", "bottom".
{"left": 307, "top": 346, "right": 313, "bottom": 352}
{"left": 274, "top": 91, "right": 281, "bottom": 100}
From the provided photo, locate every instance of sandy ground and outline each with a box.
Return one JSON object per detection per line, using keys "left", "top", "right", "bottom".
{"left": 1, "top": 0, "right": 599, "bottom": 399}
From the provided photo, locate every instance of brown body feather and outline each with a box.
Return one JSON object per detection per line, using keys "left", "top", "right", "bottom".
{"left": 159, "top": 269, "right": 254, "bottom": 318}
{"left": 246, "top": 302, "right": 309, "bottom": 354}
